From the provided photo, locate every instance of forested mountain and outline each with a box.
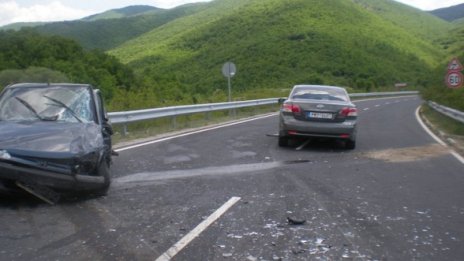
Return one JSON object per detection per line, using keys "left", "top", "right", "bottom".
{"left": 108, "top": 0, "right": 450, "bottom": 104}
{"left": 429, "top": 4, "right": 464, "bottom": 22}
{"left": 30, "top": 4, "right": 208, "bottom": 50}
{"left": 0, "top": 0, "right": 461, "bottom": 111}
{"left": 0, "top": 29, "right": 136, "bottom": 100}
{"left": 82, "top": 5, "right": 159, "bottom": 21}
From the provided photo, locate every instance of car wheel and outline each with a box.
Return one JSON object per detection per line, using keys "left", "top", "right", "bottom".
{"left": 93, "top": 160, "right": 111, "bottom": 196}
{"left": 278, "top": 136, "right": 288, "bottom": 147}
{"left": 345, "top": 139, "right": 356, "bottom": 150}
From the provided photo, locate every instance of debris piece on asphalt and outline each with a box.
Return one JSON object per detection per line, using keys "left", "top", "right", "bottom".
{"left": 287, "top": 217, "right": 306, "bottom": 225}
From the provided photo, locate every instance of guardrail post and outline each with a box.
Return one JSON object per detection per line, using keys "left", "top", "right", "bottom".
{"left": 122, "top": 124, "right": 128, "bottom": 137}
{"left": 171, "top": 116, "right": 177, "bottom": 130}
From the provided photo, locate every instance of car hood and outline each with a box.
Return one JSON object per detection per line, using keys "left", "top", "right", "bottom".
{"left": 0, "top": 121, "right": 104, "bottom": 155}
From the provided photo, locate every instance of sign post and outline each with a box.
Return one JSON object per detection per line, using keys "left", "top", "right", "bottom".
{"left": 445, "top": 57, "right": 463, "bottom": 89}
{"left": 222, "top": 62, "right": 236, "bottom": 102}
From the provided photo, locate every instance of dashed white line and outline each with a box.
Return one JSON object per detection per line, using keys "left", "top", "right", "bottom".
{"left": 363, "top": 108, "right": 369, "bottom": 111}
{"left": 155, "top": 197, "right": 241, "bottom": 261}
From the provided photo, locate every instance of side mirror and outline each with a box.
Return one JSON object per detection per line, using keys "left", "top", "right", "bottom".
{"left": 278, "top": 97, "right": 287, "bottom": 104}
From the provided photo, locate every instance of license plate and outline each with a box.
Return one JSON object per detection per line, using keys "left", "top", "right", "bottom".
{"left": 307, "top": 112, "right": 333, "bottom": 119}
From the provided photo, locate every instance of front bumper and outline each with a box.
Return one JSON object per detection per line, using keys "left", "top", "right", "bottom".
{"left": 0, "top": 161, "right": 105, "bottom": 192}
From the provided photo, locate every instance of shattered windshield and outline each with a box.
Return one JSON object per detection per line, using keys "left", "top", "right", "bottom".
{"left": 0, "top": 86, "right": 94, "bottom": 123}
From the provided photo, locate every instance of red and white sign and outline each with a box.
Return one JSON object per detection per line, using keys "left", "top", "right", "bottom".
{"left": 447, "top": 58, "right": 463, "bottom": 72}
{"left": 445, "top": 71, "right": 463, "bottom": 89}
{"left": 445, "top": 57, "right": 463, "bottom": 89}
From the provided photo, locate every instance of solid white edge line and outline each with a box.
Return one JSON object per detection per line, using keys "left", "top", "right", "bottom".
{"left": 115, "top": 114, "right": 277, "bottom": 152}
{"left": 155, "top": 197, "right": 241, "bottom": 261}
{"left": 415, "top": 106, "right": 464, "bottom": 165}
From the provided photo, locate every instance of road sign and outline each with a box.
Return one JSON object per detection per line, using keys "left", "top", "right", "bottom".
{"left": 447, "top": 58, "right": 463, "bottom": 72}
{"left": 222, "top": 62, "right": 236, "bottom": 78}
{"left": 222, "top": 62, "right": 237, "bottom": 102}
{"left": 445, "top": 71, "right": 463, "bottom": 89}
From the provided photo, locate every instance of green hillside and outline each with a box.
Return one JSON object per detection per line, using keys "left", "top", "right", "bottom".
{"left": 422, "top": 22, "right": 464, "bottom": 111}
{"left": 82, "top": 5, "right": 159, "bottom": 21}
{"left": 32, "top": 3, "right": 209, "bottom": 50}
{"left": 109, "top": 0, "right": 450, "bottom": 102}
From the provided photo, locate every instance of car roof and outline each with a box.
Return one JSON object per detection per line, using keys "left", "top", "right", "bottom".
{"left": 292, "top": 84, "right": 346, "bottom": 91}
{"left": 5, "top": 83, "right": 93, "bottom": 89}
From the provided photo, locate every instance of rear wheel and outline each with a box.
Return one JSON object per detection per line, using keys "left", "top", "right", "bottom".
{"left": 345, "top": 139, "right": 356, "bottom": 150}
{"left": 278, "top": 136, "right": 288, "bottom": 147}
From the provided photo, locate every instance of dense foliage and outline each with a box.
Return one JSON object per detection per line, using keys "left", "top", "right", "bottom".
{"left": 33, "top": 4, "right": 209, "bottom": 50}
{"left": 109, "top": 0, "right": 449, "bottom": 104}
{"left": 0, "top": 29, "right": 136, "bottom": 100}
{"left": 422, "top": 23, "right": 464, "bottom": 111}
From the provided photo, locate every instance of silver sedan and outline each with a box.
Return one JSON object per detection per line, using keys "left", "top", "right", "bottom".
{"left": 278, "top": 85, "right": 358, "bottom": 149}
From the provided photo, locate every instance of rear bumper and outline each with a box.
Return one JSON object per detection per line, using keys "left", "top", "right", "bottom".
{"left": 0, "top": 162, "right": 105, "bottom": 192}
{"left": 280, "top": 116, "right": 357, "bottom": 140}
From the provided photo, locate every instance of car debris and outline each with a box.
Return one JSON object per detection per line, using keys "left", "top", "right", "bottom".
{"left": 287, "top": 216, "right": 307, "bottom": 225}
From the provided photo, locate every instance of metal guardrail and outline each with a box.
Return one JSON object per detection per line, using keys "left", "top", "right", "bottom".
{"left": 428, "top": 101, "right": 464, "bottom": 124}
{"left": 349, "top": 91, "right": 418, "bottom": 97}
{"left": 108, "top": 98, "right": 278, "bottom": 124}
{"left": 107, "top": 91, "right": 420, "bottom": 134}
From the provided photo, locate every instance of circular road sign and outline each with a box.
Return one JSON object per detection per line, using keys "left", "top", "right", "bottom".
{"left": 222, "top": 62, "right": 236, "bottom": 78}
{"left": 445, "top": 71, "right": 463, "bottom": 89}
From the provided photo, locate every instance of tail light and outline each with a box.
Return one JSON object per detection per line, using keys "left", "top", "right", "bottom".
{"left": 339, "top": 107, "right": 357, "bottom": 117}
{"left": 282, "top": 103, "right": 301, "bottom": 114}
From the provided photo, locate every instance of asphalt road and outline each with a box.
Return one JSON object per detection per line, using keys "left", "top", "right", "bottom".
{"left": 1, "top": 96, "right": 464, "bottom": 261}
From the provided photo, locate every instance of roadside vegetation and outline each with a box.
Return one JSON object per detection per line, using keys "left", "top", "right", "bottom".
{"left": 0, "top": 0, "right": 462, "bottom": 115}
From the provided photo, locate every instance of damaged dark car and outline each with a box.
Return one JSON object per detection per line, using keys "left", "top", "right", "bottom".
{"left": 0, "top": 83, "right": 114, "bottom": 202}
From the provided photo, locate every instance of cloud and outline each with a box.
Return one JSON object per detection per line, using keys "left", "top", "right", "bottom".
{"left": 395, "top": 0, "right": 464, "bottom": 10}
{"left": 0, "top": 1, "right": 92, "bottom": 26}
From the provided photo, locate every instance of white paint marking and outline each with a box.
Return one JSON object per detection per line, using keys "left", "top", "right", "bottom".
{"left": 363, "top": 108, "right": 369, "bottom": 111}
{"left": 155, "top": 197, "right": 241, "bottom": 261}
{"left": 375, "top": 104, "right": 380, "bottom": 107}
{"left": 415, "top": 107, "right": 464, "bottom": 165}
{"left": 296, "top": 139, "right": 311, "bottom": 151}
{"left": 115, "top": 114, "right": 277, "bottom": 152}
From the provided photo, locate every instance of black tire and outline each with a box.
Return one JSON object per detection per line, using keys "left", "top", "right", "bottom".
{"left": 345, "top": 139, "right": 356, "bottom": 150}
{"left": 93, "top": 160, "right": 111, "bottom": 196}
{"left": 278, "top": 136, "right": 288, "bottom": 147}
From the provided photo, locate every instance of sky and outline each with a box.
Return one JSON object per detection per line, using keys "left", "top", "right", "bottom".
{"left": 0, "top": 0, "right": 463, "bottom": 27}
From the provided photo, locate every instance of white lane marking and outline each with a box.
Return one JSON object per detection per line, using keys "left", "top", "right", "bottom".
{"left": 415, "top": 107, "right": 464, "bottom": 165}
{"left": 155, "top": 197, "right": 241, "bottom": 261}
{"left": 375, "top": 104, "right": 380, "bottom": 107}
{"left": 115, "top": 114, "right": 277, "bottom": 152}
{"left": 363, "top": 108, "right": 369, "bottom": 111}
{"left": 385, "top": 102, "right": 390, "bottom": 105}
{"left": 296, "top": 139, "right": 311, "bottom": 151}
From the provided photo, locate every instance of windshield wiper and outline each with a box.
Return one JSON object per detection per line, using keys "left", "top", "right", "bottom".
{"left": 43, "top": 95, "right": 83, "bottom": 123}
{"left": 15, "top": 97, "right": 43, "bottom": 120}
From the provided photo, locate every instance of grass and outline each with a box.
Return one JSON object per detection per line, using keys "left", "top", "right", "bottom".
{"left": 421, "top": 104, "right": 464, "bottom": 136}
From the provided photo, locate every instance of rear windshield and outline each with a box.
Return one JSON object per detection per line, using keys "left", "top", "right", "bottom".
{"left": 291, "top": 87, "right": 349, "bottom": 102}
